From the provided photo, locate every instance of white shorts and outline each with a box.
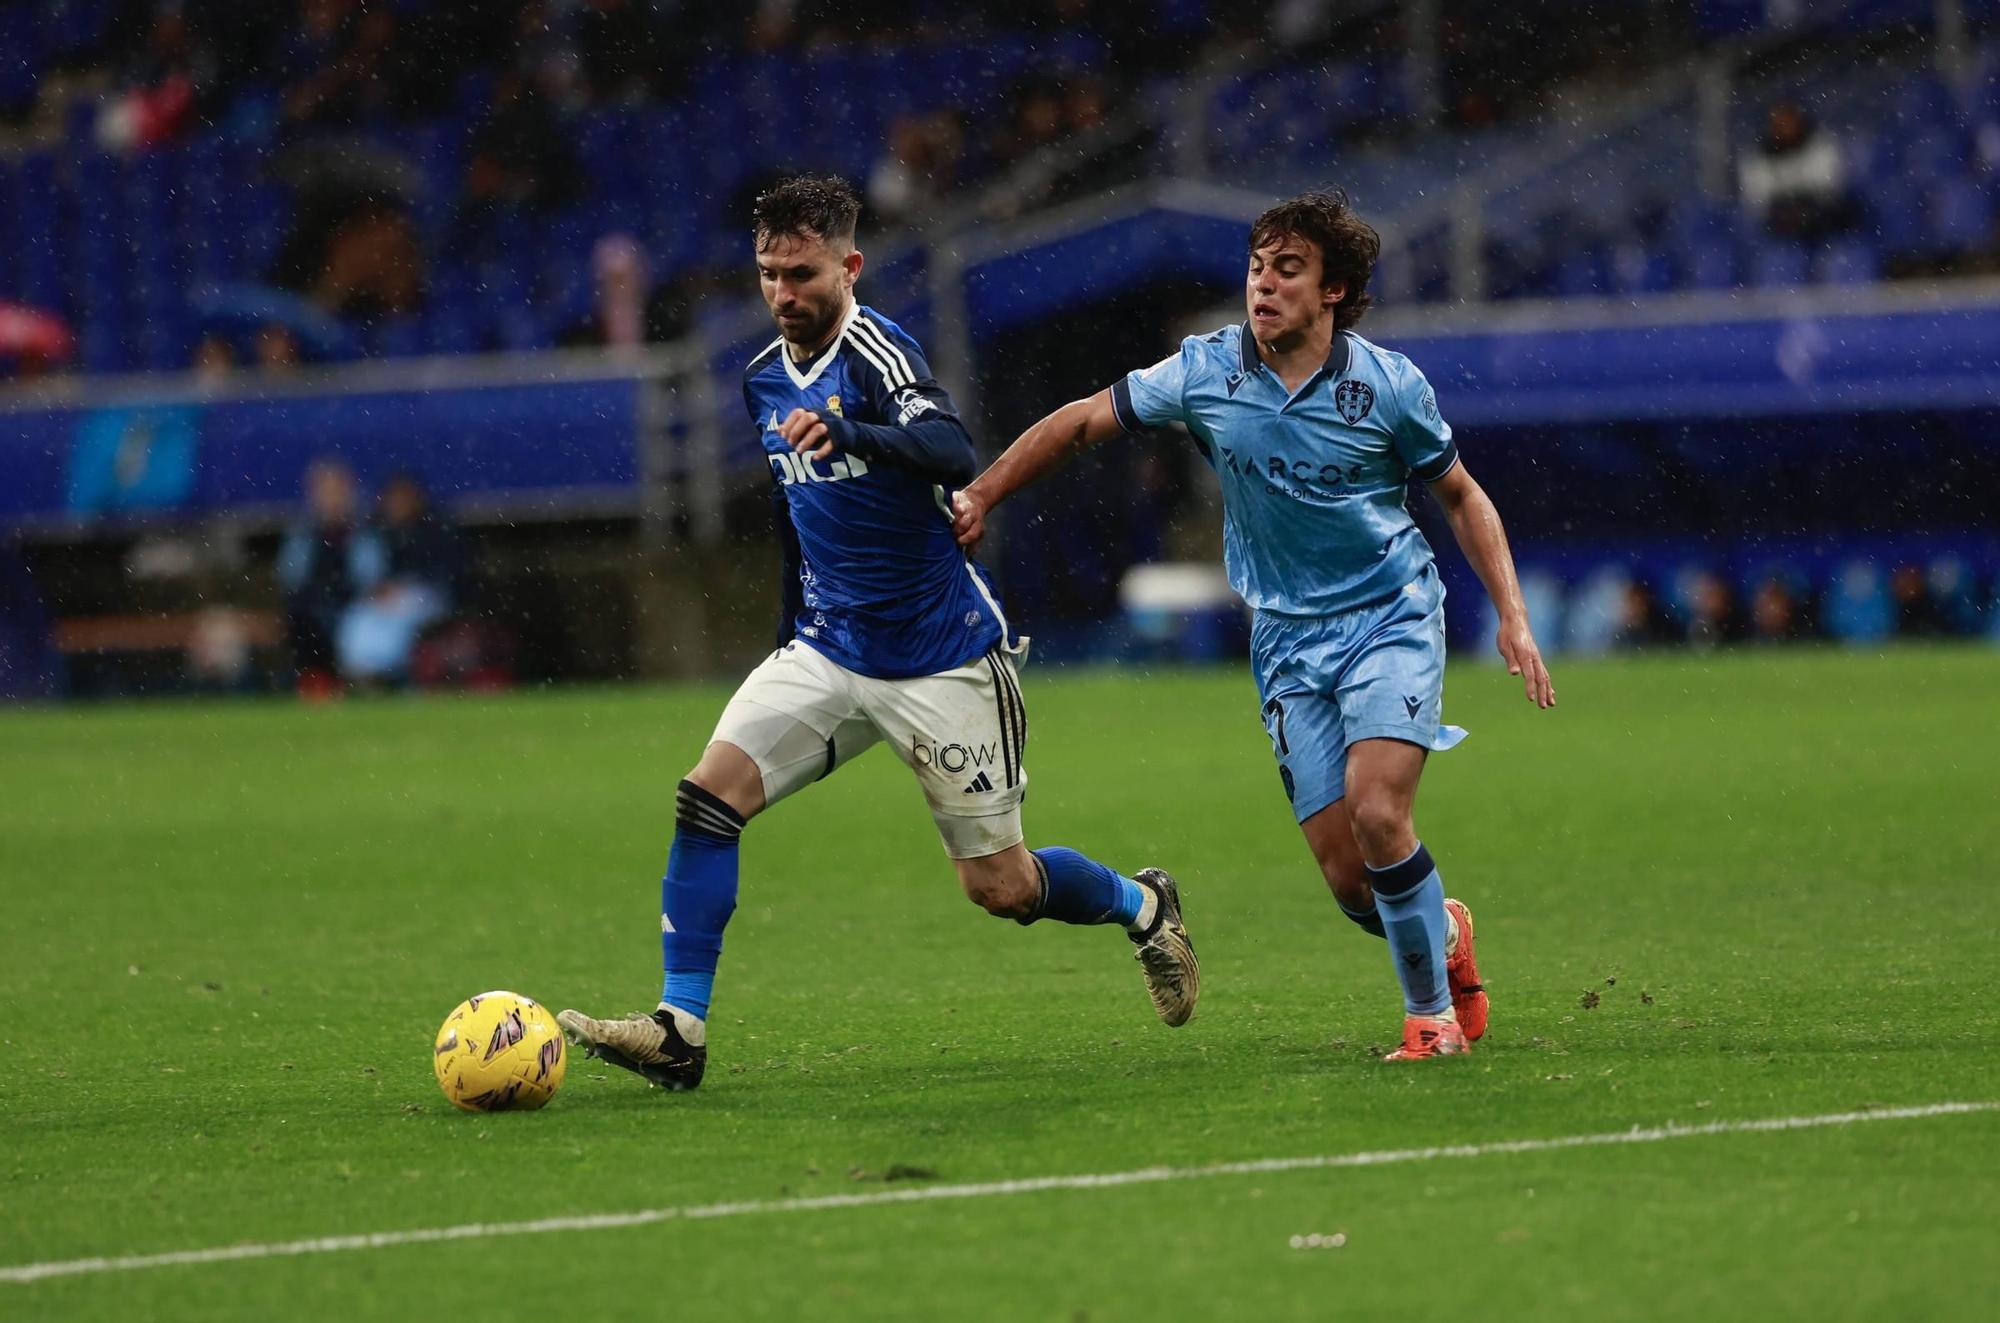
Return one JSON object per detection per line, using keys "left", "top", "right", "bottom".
{"left": 710, "top": 638, "right": 1029, "bottom": 859}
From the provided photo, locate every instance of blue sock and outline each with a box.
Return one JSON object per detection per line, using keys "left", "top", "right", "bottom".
{"left": 1025, "top": 846, "right": 1147, "bottom": 927}
{"left": 1367, "top": 842, "right": 1450, "bottom": 1016}
{"left": 658, "top": 780, "right": 744, "bottom": 1022}
{"left": 1338, "top": 895, "right": 1386, "bottom": 939}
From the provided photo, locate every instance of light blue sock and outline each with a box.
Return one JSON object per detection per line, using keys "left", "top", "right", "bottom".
{"left": 1367, "top": 842, "right": 1450, "bottom": 1017}
{"left": 1025, "top": 846, "right": 1147, "bottom": 927}
{"left": 659, "top": 781, "right": 744, "bottom": 1022}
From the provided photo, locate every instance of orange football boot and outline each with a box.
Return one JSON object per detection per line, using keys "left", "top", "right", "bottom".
{"left": 1443, "top": 897, "right": 1488, "bottom": 1042}
{"left": 1384, "top": 1014, "right": 1469, "bottom": 1061}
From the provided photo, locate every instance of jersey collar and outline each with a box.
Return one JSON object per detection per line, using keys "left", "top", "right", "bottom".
{"left": 779, "top": 300, "right": 863, "bottom": 391}
{"left": 1239, "top": 324, "right": 1353, "bottom": 382}
{"left": 1240, "top": 324, "right": 1354, "bottom": 407}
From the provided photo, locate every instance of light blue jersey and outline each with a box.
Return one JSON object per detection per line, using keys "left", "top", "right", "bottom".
{"left": 1115, "top": 322, "right": 1466, "bottom": 820}
{"left": 1112, "top": 324, "right": 1459, "bottom": 617}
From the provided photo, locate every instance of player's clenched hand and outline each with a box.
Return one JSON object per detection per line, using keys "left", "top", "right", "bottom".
{"left": 1496, "top": 617, "right": 1555, "bottom": 709}
{"left": 778, "top": 408, "right": 836, "bottom": 462}
{"left": 951, "top": 489, "right": 988, "bottom": 551}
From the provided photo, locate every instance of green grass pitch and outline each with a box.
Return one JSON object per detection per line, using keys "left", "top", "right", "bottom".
{"left": 3, "top": 647, "right": 1997, "bottom": 1320}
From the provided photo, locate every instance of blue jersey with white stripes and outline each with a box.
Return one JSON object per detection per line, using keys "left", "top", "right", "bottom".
{"left": 1113, "top": 325, "right": 1460, "bottom": 617}
{"left": 744, "top": 302, "right": 1008, "bottom": 680}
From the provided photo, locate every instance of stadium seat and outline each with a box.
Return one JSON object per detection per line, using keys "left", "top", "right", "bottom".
{"left": 0, "top": 159, "right": 15, "bottom": 294}
{"left": 1815, "top": 238, "right": 1881, "bottom": 285}
{"left": 15, "top": 154, "right": 63, "bottom": 309}
{"left": 1900, "top": 127, "right": 1971, "bottom": 185}
{"left": 1554, "top": 249, "right": 1611, "bottom": 298}
{"left": 369, "top": 315, "right": 429, "bottom": 360}
{"left": 8, "top": 13, "right": 1988, "bottom": 374}
{"left": 1926, "top": 177, "right": 1993, "bottom": 251}
{"left": 1611, "top": 241, "right": 1677, "bottom": 294}
{"left": 1895, "top": 72, "right": 1961, "bottom": 136}
{"left": 1749, "top": 240, "right": 1810, "bottom": 288}
{"left": 0, "top": 4, "right": 37, "bottom": 117}
{"left": 1866, "top": 184, "right": 1927, "bottom": 256}
{"left": 1679, "top": 237, "right": 1736, "bottom": 290}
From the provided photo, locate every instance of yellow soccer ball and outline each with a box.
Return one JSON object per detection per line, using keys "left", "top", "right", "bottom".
{"left": 433, "top": 991, "right": 566, "bottom": 1112}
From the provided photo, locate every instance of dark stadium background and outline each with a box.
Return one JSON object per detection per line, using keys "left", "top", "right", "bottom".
{"left": 1, "top": 0, "right": 1995, "bottom": 700}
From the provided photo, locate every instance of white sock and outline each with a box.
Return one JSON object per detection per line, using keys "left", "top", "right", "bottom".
{"left": 656, "top": 1002, "right": 707, "bottom": 1045}
{"left": 1443, "top": 908, "right": 1460, "bottom": 958}
{"left": 1127, "top": 887, "right": 1159, "bottom": 934}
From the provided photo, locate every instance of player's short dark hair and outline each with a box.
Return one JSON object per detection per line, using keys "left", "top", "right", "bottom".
{"left": 1248, "top": 189, "right": 1380, "bottom": 331}
{"left": 752, "top": 174, "right": 861, "bottom": 252}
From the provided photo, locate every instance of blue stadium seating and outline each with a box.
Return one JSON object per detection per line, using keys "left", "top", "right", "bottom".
{"left": 10, "top": 18, "right": 2000, "bottom": 373}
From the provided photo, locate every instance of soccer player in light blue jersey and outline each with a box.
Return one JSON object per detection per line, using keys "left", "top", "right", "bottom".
{"left": 559, "top": 176, "right": 1198, "bottom": 1092}
{"left": 953, "top": 190, "right": 1555, "bottom": 1060}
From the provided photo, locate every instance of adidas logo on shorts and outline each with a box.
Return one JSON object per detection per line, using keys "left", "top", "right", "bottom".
{"left": 963, "top": 772, "right": 994, "bottom": 794}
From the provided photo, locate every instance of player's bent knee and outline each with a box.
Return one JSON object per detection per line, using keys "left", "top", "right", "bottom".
{"left": 1345, "top": 793, "right": 1412, "bottom": 859}
{"left": 686, "top": 742, "right": 765, "bottom": 821}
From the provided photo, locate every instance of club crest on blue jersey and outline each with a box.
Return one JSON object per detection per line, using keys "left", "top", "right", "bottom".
{"left": 1335, "top": 380, "right": 1375, "bottom": 425}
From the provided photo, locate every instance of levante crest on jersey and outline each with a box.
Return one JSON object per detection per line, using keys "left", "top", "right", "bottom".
{"left": 1335, "top": 380, "right": 1374, "bottom": 425}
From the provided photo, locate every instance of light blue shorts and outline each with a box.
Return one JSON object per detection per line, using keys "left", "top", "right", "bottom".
{"left": 1250, "top": 564, "right": 1468, "bottom": 823}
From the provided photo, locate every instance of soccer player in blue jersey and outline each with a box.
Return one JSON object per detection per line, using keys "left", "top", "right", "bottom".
{"left": 952, "top": 190, "right": 1555, "bottom": 1061}
{"left": 559, "top": 176, "right": 1198, "bottom": 1091}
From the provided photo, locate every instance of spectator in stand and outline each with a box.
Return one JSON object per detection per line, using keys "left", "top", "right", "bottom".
{"left": 255, "top": 323, "right": 304, "bottom": 373}
{"left": 1749, "top": 571, "right": 1807, "bottom": 644}
{"left": 279, "top": 0, "right": 404, "bottom": 134}
{"left": 0, "top": 302, "right": 75, "bottom": 378}
{"left": 1615, "top": 579, "right": 1667, "bottom": 649}
{"left": 311, "top": 198, "right": 425, "bottom": 319}
{"left": 461, "top": 67, "right": 581, "bottom": 246}
{"left": 337, "top": 473, "right": 465, "bottom": 686}
{"left": 562, "top": 233, "right": 649, "bottom": 352}
{"left": 93, "top": 6, "right": 207, "bottom": 152}
{"left": 1892, "top": 563, "right": 1947, "bottom": 636}
{"left": 557, "top": 232, "right": 709, "bottom": 348}
{"left": 269, "top": 121, "right": 429, "bottom": 323}
{"left": 192, "top": 332, "right": 237, "bottom": 382}
{"left": 1679, "top": 568, "right": 1737, "bottom": 648}
{"left": 570, "top": 0, "right": 698, "bottom": 105}
{"left": 867, "top": 111, "right": 964, "bottom": 227}
{"left": 277, "top": 458, "right": 379, "bottom": 699}
{"left": 1738, "top": 100, "right": 1859, "bottom": 247}
{"left": 993, "top": 73, "right": 1069, "bottom": 169}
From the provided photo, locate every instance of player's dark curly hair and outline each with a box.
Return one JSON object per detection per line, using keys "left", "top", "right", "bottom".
{"left": 752, "top": 174, "right": 861, "bottom": 251}
{"left": 1248, "top": 189, "right": 1380, "bottom": 330}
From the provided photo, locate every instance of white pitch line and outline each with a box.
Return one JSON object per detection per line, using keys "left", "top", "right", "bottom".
{"left": 4, "top": 1100, "right": 1993, "bottom": 1285}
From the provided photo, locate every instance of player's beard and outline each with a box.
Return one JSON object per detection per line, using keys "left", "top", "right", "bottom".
{"left": 778, "top": 296, "right": 846, "bottom": 356}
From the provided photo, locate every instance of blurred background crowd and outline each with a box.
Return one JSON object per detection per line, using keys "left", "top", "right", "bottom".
{"left": 0, "top": 0, "right": 1693, "bottom": 375}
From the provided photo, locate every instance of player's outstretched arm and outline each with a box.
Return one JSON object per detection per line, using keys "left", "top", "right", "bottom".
{"left": 776, "top": 407, "right": 977, "bottom": 485}
{"left": 1426, "top": 463, "right": 1556, "bottom": 709}
{"left": 952, "top": 389, "right": 1124, "bottom": 550}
